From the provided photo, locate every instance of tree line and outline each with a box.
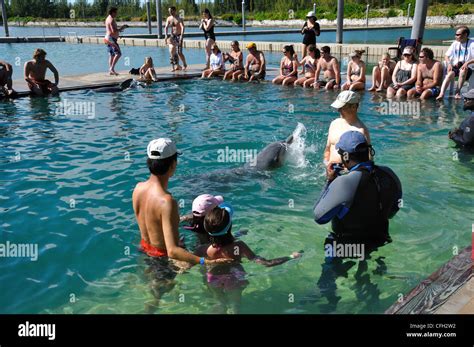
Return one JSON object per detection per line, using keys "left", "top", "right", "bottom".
{"left": 2, "top": 0, "right": 471, "bottom": 21}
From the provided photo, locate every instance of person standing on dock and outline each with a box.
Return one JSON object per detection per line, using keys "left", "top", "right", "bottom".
{"left": 165, "top": 6, "right": 187, "bottom": 71}
{"left": 0, "top": 60, "right": 16, "bottom": 97}
{"left": 199, "top": 9, "right": 216, "bottom": 70}
{"left": 301, "top": 11, "right": 320, "bottom": 58}
{"left": 104, "top": 7, "right": 127, "bottom": 76}
{"left": 24, "top": 49, "right": 59, "bottom": 97}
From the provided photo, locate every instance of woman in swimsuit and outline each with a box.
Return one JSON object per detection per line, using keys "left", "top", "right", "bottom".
{"left": 342, "top": 50, "right": 366, "bottom": 91}
{"left": 223, "top": 41, "right": 244, "bottom": 81}
{"left": 294, "top": 45, "right": 320, "bottom": 87}
{"left": 387, "top": 46, "right": 418, "bottom": 98}
{"left": 201, "top": 44, "right": 225, "bottom": 78}
{"left": 199, "top": 8, "right": 216, "bottom": 70}
{"left": 368, "top": 53, "right": 396, "bottom": 92}
{"left": 194, "top": 204, "right": 302, "bottom": 314}
{"left": 301, "top": 11, "right": 320, "bottom": 57}
{"left": 272, "top": 45, "right": 298, "bottom": 86}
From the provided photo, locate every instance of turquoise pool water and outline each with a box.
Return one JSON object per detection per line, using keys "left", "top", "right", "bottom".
{"left": 1, "top": 78, "right": 472, "bottom": 314}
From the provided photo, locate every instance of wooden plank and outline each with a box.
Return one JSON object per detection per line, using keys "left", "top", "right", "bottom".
{"left": 6, "top": 65, "right": 281, "bottom": 99}
{"left": 385, "top": 246, "right": 472, "bottom": 314}
{"left": 8, "top": 64, "right": 205, "bottom": 98}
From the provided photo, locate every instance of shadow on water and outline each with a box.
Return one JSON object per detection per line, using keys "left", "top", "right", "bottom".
{"left": 299, "top": 247, "right": 389, "bottom": 313}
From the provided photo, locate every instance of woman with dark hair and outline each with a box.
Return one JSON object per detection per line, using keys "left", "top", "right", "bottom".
{"left": 272, "top": 45, "right": 298, "bottom": 86}
{"left": 301, "top": 11, "right": 320, "bottom": 57}
{"left": 199, "top": 8, "right": 216, "bottom": 69}
{"left": 294, "top": 45, "right": 320, "bottom": 87}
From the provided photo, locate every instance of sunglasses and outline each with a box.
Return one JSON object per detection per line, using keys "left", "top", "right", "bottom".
{"left": 403, "top": 54, "right": 412, "bottom": 57}
{"left": 455, "top": 33, "right": 463, "bottom": 36}
{"left": 419, "top": 55, "right": 425, "bottom": 58}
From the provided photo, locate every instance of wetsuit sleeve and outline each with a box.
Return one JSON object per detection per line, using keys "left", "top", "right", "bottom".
{"left": 451, "top": 116, "right": 474, "bottom": 146}
{"left": 313, "top": 172, "right": 362, "bottom": 224}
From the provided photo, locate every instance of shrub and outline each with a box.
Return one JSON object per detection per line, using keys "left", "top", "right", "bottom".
{"left": 387, "top": 8, "right": 398, "bottom": 18}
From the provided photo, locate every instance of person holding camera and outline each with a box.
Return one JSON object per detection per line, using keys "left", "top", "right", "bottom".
{"left": 437, "top": 26, "right": 473, "bottom": 100}
{"left": 313, "top": 130, "right": 402, "bottom": 251}
{"left": 323, "top": 91, "right": 370, "bottom": 165}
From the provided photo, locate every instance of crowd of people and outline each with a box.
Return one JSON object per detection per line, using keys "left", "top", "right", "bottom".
{"left": 1, "top": 7, "right": 472, "bottom": 100}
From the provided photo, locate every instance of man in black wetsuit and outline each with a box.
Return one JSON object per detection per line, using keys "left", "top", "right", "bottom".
{"left": 449, "top": 89, "right": 474, "bottom": 148}
{"left": 313, "top": 130, "right": 402, "bottom": 253}
{"left": 310, "top": 131, "right": 402, "bottom": 311}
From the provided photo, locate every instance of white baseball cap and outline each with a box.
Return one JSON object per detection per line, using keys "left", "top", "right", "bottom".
{"left": 331, "top": 91, "right": 360, "bottom": 109}
{"left": 147, "top": 138, "right": 181, "bottom": 160}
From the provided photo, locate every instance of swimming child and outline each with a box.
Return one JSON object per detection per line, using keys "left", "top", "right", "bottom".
{"left": 139, "top": 57, "right": 158, "bottom": 82}
{"left": 195, "top": 203, "right": 302, "bottom": 313}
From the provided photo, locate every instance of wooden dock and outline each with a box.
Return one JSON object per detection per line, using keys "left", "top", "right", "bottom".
{"left": 385, "top": 246, "right": 473, "bottom": 314}
{"left": 9, "top": 64, "right": 206, "bottom": 98}
{"left": 8, "top": 64, "right": 281, "bottom": 99}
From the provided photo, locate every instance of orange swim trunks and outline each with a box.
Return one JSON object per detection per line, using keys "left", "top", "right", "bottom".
{"left": 140, "top": 239, "right": 168, "bottom": 258}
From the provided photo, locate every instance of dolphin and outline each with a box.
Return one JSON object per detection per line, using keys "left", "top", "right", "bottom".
{"left": 93, "top": 78, "right": 134, "bottom": 93}
{"left": 249, "top": 134, "right": 294, "bottom": 171}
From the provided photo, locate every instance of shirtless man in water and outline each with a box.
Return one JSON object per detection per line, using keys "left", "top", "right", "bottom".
{"left": 241, "top": 42, "right": 266, "bottom": 82}
{"left": 105, "top": 7, "right": 127, "bottom": 76}
{"left": 132, "top": 138, "right": 231, "bottom": 265}
{"left": 132, "top": 138, "right": 229, "bottom": 310}
{"left": 24, "top": 49, "right": 59, "bottom": 96}
{"left": 165, "top": 7, "right": 187, "bottom": 71}
{"left": 324, "top": 91, "right": 371, "bottom": 165}
{"left": 314, "top": 46, "right": 341, "bottom": 90}
{"left": 407, "top": 47, "right": 442, "bottom": 100}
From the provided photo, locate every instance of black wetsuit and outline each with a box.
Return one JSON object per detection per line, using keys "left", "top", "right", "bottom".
{"left": 313, "top": 162, "right": 402, "bottom": 250}
{"left": 449, "top": 112, "right": 474, "bottom": 147}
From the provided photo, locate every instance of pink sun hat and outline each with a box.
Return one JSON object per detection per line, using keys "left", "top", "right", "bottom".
{"left": 192, "top": 194, "right": 224, "bottom": 217}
